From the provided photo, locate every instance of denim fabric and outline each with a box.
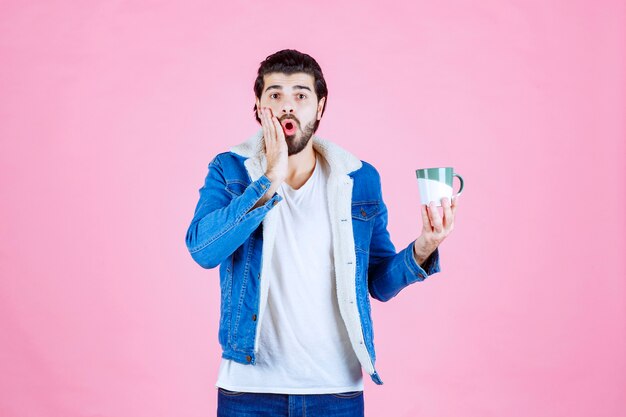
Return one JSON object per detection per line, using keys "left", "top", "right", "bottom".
{"left": 185, "top": 143, "right": 441, "bottom": 386}
{"left": 217, "top": 388, "right": 364, "bottom": 417}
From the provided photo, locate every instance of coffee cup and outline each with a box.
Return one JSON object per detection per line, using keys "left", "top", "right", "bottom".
{"left": 415, "top": 167, "right": 464, "bottom": 207}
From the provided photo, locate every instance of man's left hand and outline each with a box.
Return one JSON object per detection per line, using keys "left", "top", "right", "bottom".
{"left": 413, "top": 196, "right": 458, "bottom": 266}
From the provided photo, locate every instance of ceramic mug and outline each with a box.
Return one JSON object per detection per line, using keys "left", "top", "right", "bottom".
{"left": 415, "top": 167, "right": 464, "bottom": 207}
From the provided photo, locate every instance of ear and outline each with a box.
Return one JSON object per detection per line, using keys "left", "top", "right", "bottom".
{"left": 317, "top": 97, "right": 326, "bottom": 120}
{"left": 255, "top": 98, "right": 261, "bottom": 117}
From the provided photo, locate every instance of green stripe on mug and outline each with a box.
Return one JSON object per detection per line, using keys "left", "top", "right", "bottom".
{"left": 415, "top": 167, "right": 454, "bottom": 183}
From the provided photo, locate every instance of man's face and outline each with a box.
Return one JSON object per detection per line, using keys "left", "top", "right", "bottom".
{"left": 256, "top": 72, "right": 325, "bottom": 156}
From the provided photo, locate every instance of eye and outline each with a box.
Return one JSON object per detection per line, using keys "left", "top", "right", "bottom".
{"left": 269, "top": 93, "right": 279, "bottom": 99}
{"left": 298, "top": 94, "right": 307, "bottom": 99}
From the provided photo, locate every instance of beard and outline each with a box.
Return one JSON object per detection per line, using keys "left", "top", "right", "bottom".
{"left": 285, "top": 119, "right": 316, "bottom": 156}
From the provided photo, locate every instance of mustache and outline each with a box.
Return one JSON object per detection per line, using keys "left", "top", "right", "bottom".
{"left": 279, "top": 115, "right": 299, "bottom": 125}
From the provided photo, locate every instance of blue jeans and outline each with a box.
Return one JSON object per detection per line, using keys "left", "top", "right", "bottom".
{"left": 217, "top": 388, "right": 365, "bottom": 417}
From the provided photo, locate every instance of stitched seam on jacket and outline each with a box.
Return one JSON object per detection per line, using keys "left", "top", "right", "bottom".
{"left": 232, "top": 233, "right": 255, "bottom": 347}
{"left": 404, "top": 245, "right": 423, "bottom": 277}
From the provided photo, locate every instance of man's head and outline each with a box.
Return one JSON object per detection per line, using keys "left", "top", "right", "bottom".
{"left": 253, "top": 49, "right": 328, "bottom": 155}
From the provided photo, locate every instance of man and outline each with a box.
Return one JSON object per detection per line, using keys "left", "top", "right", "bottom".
{"left": 185, "top": 49, "right": 458, "bottom": 417}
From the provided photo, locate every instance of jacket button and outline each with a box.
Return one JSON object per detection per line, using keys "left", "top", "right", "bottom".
{"left": 252, "top": 314, "right": 257, "bottom": 321}
{"left": 273, "top": 200, "right": 278, "bottom": 206}
{"left": 361, "top": 209, "right": 367, "bottom": 217}
{"left": 246, "top": 355, "right": 252, "bottom": 362}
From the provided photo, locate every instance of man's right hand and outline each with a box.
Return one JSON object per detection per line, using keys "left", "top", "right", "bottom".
{"left": 259, "top": 107, "right": 288, "bottom": 183}
{"left": 247, "top": 107, "right": 287, "bottom": 212}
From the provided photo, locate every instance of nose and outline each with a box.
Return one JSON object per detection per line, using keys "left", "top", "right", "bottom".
{"left": 281, "top": 101, "right": 295, "bottom": 115}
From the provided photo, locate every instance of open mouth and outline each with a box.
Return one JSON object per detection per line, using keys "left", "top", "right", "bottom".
{"left": 281, "top": 119, "right": 298, "bottom": 136}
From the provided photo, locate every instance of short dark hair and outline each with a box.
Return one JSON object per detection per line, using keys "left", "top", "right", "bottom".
{"left": 253, "top": 49, "right": 328, "bottom": 133}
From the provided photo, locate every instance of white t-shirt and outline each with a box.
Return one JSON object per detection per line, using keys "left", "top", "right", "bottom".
{"left": 215, "top": 152, "right": 364, "bottom": 394}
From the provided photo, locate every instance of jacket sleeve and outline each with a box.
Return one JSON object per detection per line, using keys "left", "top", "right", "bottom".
{"left": 185, "top": 154, "right": 282, "bottom": 269}
{"left": 366, "top": 168, "right": 441, "bottom": 302}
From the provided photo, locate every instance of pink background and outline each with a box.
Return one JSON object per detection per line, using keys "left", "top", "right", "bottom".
{"left": 1, "top": 1, "right": 624, "bottom": 416}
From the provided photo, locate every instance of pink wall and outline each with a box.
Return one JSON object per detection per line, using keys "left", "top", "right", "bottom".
{"left": 1, "top": 1, "right": 624, "bottom": 416}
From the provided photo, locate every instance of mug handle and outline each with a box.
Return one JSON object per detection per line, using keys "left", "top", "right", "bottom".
{"left": 453, "top": 173, "right": 464, "bottom": 199}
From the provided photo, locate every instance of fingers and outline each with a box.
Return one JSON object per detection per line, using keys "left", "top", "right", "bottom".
{"left": 428, "top": 201, "right": 444, "bottom": 233}
{"left": 441, "top": 197, "right": 453, "bottom": 231}
{"left": 420, "top": 204, "right": 431, "bottom": 232}
{"left": 261, "top": 107, "right": 285, "bottom": 147}
{"left": 261, "top": 108, "right": 271, "bottom": 145}
{"left": 270, "top": 111, "right": 286, "bottom": 143}
{"left": 266, "top": 108, "right": 277, "bottom": 142}
{"left": 266, "top": 108, "right": 277, "bottom": 143}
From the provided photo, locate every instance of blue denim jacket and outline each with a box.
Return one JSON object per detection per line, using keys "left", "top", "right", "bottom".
{"left": 185, "top": 128, "right": 441, "bottom": 385}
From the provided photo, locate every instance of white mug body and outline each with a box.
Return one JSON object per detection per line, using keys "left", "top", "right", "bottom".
{"left": 417, "top": 178, "right": 453, "bottom": 207}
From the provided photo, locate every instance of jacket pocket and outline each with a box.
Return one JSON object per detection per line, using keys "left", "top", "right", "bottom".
{"left": 351, "top": 202, "right": 379, "bottom": 253}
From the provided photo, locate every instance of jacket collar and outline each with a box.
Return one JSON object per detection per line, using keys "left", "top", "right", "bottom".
{"left": 230, "top": 128, "right": 362, "bottom": 176}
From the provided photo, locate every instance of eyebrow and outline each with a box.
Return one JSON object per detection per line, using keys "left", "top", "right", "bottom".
{"left": 264, "top": 85, "right": 312, "bottom": 93}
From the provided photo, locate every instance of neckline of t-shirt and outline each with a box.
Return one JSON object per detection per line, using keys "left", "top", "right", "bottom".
{"left": 280, "top": 153, "right": 321, "bottom": 194}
